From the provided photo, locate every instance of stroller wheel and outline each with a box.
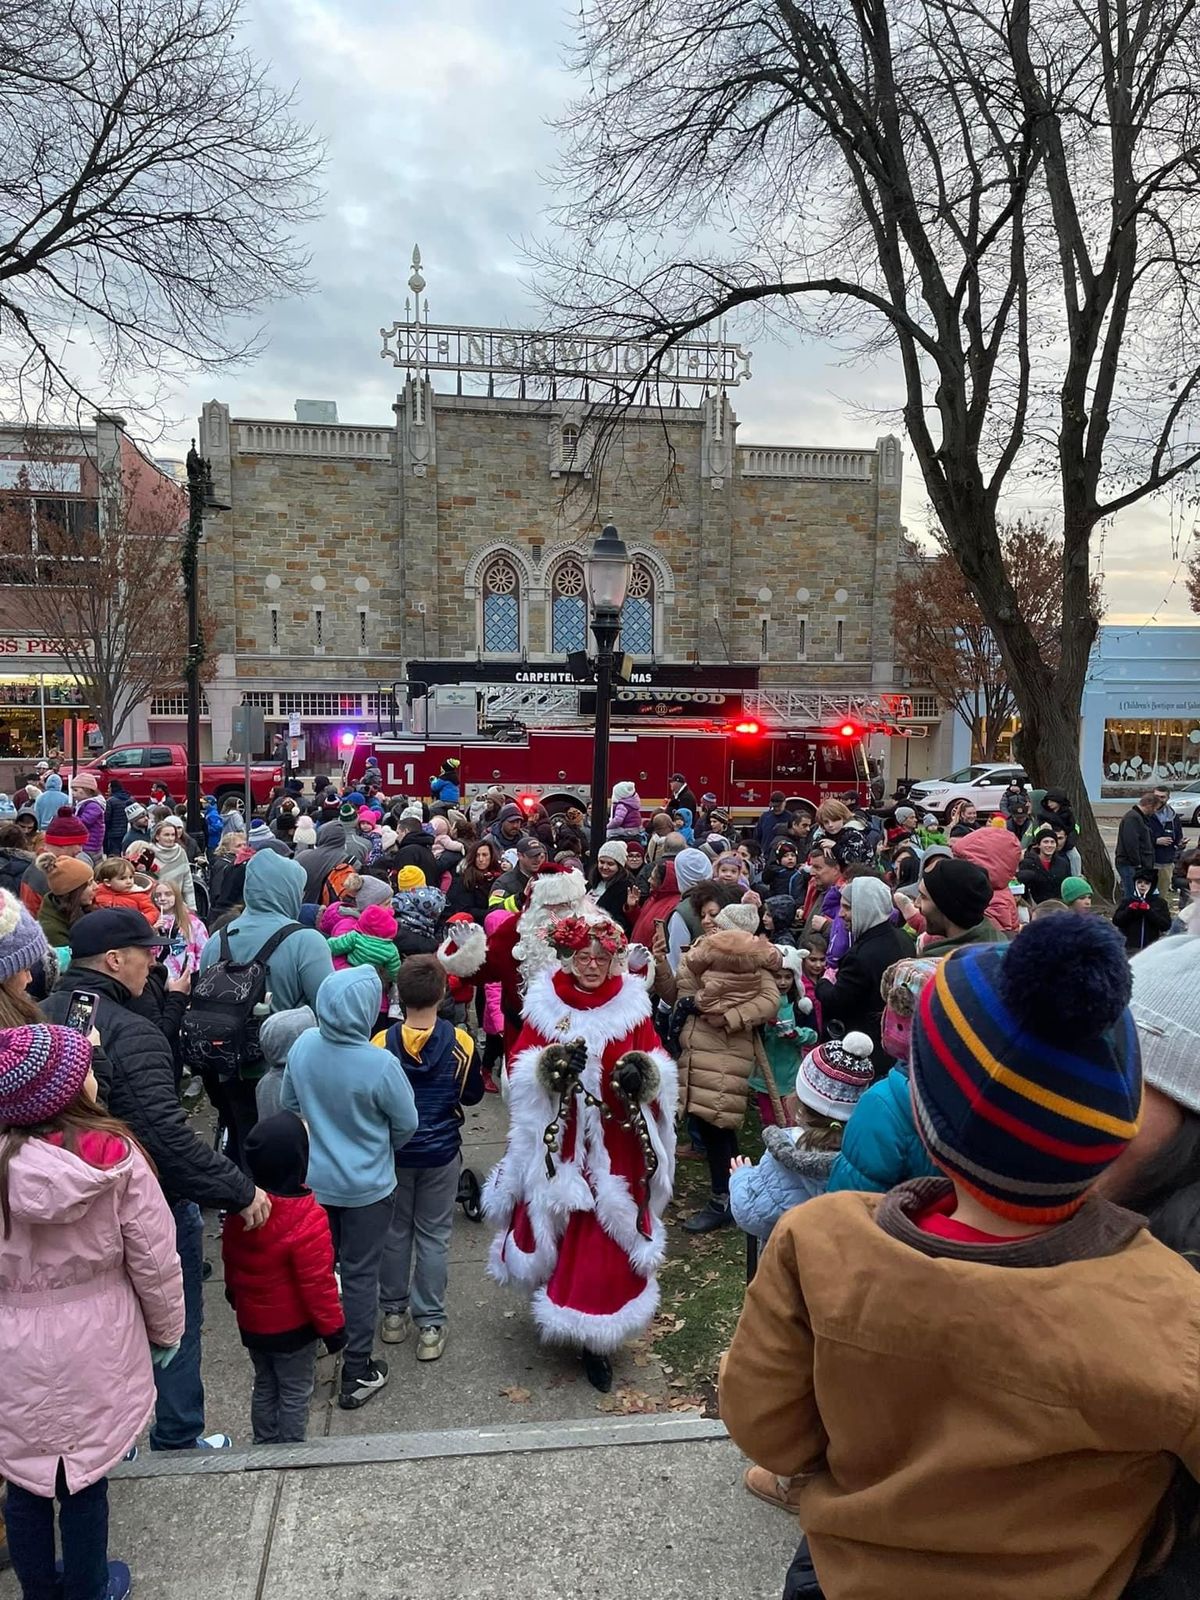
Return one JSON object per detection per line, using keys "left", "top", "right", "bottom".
{"left": 457, "top": 1167, "right": 483, "bottom": 1222}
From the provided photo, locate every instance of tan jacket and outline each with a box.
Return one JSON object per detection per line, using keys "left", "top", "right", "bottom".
{"left": 674, "top": 931, "right": 779, "bottom": 1129}
{"left": 720, "top": 1181, "right": 1200, "bottom": 1600}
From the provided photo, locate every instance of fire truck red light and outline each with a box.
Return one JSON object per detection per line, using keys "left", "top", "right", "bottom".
{"left": 734, "top": 720, "right": 760, "bottom": 735}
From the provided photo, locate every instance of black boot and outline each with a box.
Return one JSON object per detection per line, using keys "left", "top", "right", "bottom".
{"left": 682, "top": 1196, "right": 733, "bottom": 1234}
{"left": 582, "top": 1351, "right": 613, "bottom": 1392}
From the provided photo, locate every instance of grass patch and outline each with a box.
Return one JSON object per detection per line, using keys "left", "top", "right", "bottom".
{"left": 650, "top": 1111, "right": 766, "bottom": 1411}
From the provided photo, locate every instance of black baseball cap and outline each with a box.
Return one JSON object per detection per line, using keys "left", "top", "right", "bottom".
{"left": 69, "top": 908, "right": 168, "bottom": 958}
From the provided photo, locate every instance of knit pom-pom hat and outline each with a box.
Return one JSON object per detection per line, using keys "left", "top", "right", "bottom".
{"left": 794, "top": 1033, "right": 874, "bottom": 1122}
{"left": 911, "top": 917, "right": 1141, "bottom": 1223}
{"left": 0, "top": 1024, "right": 93, "bottom": 1126}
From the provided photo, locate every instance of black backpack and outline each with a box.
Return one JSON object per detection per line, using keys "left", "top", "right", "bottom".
{"left": 180, "top": 923, "right": 301, "bottom": 1082}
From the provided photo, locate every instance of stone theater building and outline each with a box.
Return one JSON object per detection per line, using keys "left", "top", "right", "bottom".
{"left": 191, "top": 254, "right": 913, "bottom": 773}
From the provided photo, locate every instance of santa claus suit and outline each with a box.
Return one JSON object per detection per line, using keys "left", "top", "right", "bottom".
{"left": 484, "top": 963, "right": 676, "bottom": 1353}
{"left": 481, "top": 868, "right": 589, "bottom": 1060}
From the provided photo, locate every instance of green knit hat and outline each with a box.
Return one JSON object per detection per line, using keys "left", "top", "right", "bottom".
{"left": 1061, "top": 875, "right": 1093, "bottom": 905}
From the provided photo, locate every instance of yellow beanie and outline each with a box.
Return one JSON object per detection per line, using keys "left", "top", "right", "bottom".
{"left": 395, "top": 865, "right": 426, "bottom": 890}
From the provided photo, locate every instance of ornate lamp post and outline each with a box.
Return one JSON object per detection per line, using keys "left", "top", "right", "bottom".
{"left": 585, "top": 524, "right": 632, "bottom": 872}
{"left": 183, "top": 442, "right": 228, "bottom": 851}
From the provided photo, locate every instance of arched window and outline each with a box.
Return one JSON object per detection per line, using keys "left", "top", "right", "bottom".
{"left": 620, "top": 561, "right": 655, "bottom": 655}
{"left": 551, "top": 557, "right": 588, "bottom": 653}
{"left": 560, "top": 422, "right": 580, "bottom": 470}
{"left": 482, "top": 556, "right": 521, "bottom": 653}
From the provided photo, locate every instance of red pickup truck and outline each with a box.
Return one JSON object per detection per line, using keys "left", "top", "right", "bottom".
{"left": 78, "top": 743, "right": 282, "bottom": 806}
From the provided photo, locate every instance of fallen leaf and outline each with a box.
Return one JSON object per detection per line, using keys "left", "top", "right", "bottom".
{"left": 499, "top": 1385, "right": 531, "bottom": 1403}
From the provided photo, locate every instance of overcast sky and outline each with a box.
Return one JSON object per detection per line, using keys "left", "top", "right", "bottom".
{"left": 173, "top": 0, "right": 1191, "bottom": 628}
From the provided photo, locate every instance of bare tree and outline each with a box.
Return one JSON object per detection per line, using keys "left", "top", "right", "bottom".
{"left": 540, "top": 0, "right": 1200, "bottom": 892}
{"left": 0, "top": 0, "right": 322, "bottom": 414}
{"left": 0, "top": 442, "right": 204, "bottom": 744}
{"left": 897, "top": 521, "right": 1101, "bottom": 762}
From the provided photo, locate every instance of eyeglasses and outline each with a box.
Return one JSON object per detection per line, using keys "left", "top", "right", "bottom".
{"left": 574, "top": 948, "right": 606, "bottom": 965}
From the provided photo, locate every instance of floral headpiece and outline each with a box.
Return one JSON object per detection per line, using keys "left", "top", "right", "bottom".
{"left": 545, "top": 914, "right": 627, "bottom": 960}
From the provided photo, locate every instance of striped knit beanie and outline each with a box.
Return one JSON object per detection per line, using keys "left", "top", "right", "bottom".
{"left": 910, "top": 917, "right": 1141, "bottom": 1223}
{"left": 0, "top": 1024, "right": 93, "bottom": 1127}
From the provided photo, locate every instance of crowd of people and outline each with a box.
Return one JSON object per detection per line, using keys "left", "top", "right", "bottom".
{"left": 0, "top": 754, "right": 1199, "bottom": 1599}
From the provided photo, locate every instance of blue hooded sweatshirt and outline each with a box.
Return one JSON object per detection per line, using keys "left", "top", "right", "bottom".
{"left": 198, "top": 851, "right": 333, "bottom": 1012}
{"left": 34, "top": 772, "right": 66, "bottom": 829}
{"left": 281, "top": 967, "right": 417, "bottom": 1207}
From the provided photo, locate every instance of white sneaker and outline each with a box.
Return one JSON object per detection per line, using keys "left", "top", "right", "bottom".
{"left": 196, "top": 1433, "right": 233, "bottom": 1450}
{"left": 337, "top": 1359, "right": 389, "bottom": 1410}
{"left": 416, "top": 1326, "right": 447, "bottom": 1362}
{"left": 381, "top": 1311, "right": 412, "bottom": 1344}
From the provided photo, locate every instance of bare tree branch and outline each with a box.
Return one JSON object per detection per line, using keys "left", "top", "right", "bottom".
{"left": 0, "top": 0, "right": 323, "bottom": 418}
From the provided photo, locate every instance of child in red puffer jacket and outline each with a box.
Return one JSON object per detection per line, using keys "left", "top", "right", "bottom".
{"left": 222, "top": 1112, "right": 346, "bottom": 1443}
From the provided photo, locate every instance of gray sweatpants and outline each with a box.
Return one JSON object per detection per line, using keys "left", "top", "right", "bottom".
{"left": 379, "top": 1158, "right": 460, "bottom": 1328}
{"left": 249, "top": 1343, "right": 317, "bottom": 1443}
{"left": 324, "top": 1193, "right": 395, "bottom": 1379}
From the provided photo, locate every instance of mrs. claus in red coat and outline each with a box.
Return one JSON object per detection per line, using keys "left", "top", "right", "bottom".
{"left": 483, "top": 908, "right": 676, "bottom": 1391}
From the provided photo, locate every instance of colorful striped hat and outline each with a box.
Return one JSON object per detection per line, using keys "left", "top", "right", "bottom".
{"left": 910, "top": 917, "right": 1141, "bottom": 1223}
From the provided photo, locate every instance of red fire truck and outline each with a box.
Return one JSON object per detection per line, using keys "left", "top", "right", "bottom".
{"left": 343, "top": 711, "right": 896, "bottom": 822}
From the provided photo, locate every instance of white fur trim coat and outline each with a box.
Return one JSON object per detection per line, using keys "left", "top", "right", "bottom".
{"left": 483, "top": 966, "right": 676, "bottom": 1353}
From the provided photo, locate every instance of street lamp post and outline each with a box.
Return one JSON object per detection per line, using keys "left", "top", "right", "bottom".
{"left": 585, "top": 523, "right": 632, "bottom": 874}
{"left": 183, "top": 442, "right": 228, "bottom": 852}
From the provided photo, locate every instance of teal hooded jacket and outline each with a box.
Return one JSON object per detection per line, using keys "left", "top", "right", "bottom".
{"left": 198, "top": 851, "right": 333, "bottom": 1015}
{"left": 282, "top": 966, "right": 417, "bottom": 1208}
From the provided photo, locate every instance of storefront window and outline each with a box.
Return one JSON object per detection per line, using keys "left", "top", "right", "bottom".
{"left": 0, "top": 678, "right": 91, "bottom": 759}
{"left": 1104, "top": 718, "right": 1200, "bottom": 783}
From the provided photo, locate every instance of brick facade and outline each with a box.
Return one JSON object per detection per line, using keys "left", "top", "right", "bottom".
{"left": 195, "top": 386, "right": 902, "bottom": 762}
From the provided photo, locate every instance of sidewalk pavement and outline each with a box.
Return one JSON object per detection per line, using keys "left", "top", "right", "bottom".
{"left": 192, "top": 1092, "right": 673, "bottom": 1441}
{"left": 4, "top": 1094, "right": 804, "bottom": 1600}
{"left": 54, "top": 1424, "right": 798, "bottom": 1600}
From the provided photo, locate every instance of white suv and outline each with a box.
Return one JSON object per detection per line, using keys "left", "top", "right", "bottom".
{"left": 906, "top": 763, "right": 1029, "bottom": 820}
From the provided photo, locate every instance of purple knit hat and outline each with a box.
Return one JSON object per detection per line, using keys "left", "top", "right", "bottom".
{"left": 0, "top": 1025, "right": 93, "bottom": 1127}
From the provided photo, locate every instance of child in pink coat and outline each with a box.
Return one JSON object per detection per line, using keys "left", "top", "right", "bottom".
{"left": 0, "top": 1024, "right": 184, "bottom": 1600}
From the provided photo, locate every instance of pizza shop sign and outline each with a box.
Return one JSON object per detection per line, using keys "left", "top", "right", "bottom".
{"left": 0, "top": 638, "right": 61, "bottom": 655}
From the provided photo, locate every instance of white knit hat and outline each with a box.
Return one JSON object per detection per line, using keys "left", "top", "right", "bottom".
{"left": 597, "top": 840, "right": 628, "bottom": 867}
{"left": 1130, "top": 934, "right": 1200, "bottom": 1113}
{"left": 714, "top": 902, "right": 760, "bottom": 934}
{"left": 612, "top": 781, "right": 636, "bottom": 801}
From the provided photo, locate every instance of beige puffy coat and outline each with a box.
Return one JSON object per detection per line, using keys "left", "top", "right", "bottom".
{"left": 674, "top": 931, "right": 781, "bottom": 1129}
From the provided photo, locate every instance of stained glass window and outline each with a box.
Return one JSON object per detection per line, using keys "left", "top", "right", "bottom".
{"left": 551, "top": 558, "right": 587, "bottom": 653}
{"left": 620, "top": 562, "right": 654, "bottom": 654}
{"left": 482, "top": 557, "right": 520, "bottom": 652}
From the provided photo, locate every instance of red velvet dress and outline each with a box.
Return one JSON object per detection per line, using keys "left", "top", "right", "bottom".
{"left": 483, "top": 967, "right": 677, "bottom": 1352}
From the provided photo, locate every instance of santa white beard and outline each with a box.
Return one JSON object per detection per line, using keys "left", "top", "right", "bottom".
{"left": 513, "top": 904, "right": 568, "bottom": 982}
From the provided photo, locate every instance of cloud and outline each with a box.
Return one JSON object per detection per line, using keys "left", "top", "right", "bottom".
{"left": 165, "top": 0, "right": 1185, "bottom": 627}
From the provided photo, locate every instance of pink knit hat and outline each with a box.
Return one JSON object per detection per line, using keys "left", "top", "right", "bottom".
{"left": 357, "top": 903, "right": 398, "bottom": 939}
{"left": 357, "top": 806, "right": 378, "bottom": 826}
{"left": 0, "top": 1025, "right": 93, "bottom": 1127}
